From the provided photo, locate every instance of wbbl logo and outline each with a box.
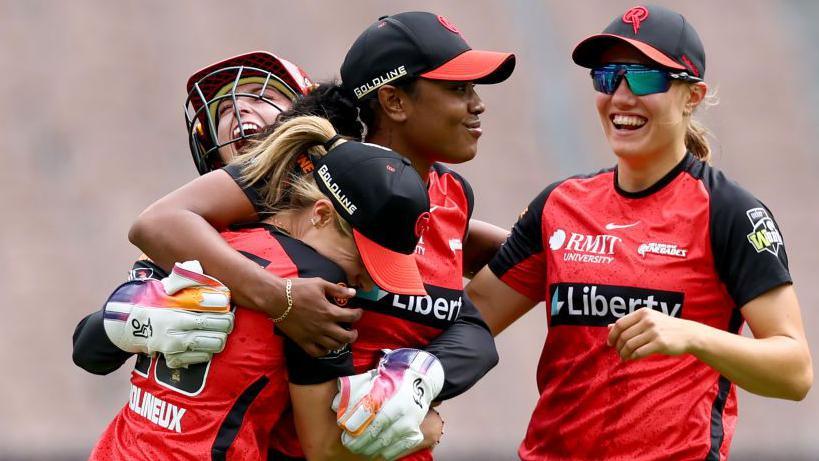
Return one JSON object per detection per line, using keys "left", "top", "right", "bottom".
{"left": 746, "top": 207, "right": 783, "bottom": 256}
{"left": 549, "top": 283, "right": 684, "bottom": 326}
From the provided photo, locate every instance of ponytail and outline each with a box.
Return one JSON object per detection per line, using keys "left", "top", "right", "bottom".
{"left": 279, "top": 81, "right": 367, "bottom": 140}
{"left": 684, "top": 83, "right": 718, "bottom": 163}
{"left": 232, "top": 115, "right": 347, "bottom": 212}
{"left": 684, "top": 117, "right": 712, "bottom": 163}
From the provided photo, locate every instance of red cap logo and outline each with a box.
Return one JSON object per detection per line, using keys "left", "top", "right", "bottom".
{"left": 414, "top": 212, "right": 431, "bottom": 238}
{"left": 622, "top": 6, "right": 649, "bottom": 34}
{"left": 437, "top": 15, "right": 461, "bottom": 35}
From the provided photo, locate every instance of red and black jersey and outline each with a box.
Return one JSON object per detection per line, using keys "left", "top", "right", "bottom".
{"left": 489, "top": 153, "right": 791, "bottom": 461}
{"left": 90, "top": 224, "right": 350, "bottom": 461}
{"left": 225, "top": 161, "right": 495, "bottom": 400}
{"left": 350, "top": 163, "right": 474, "bottom": 369}
{"left": 226, "top": 161, "right": 486, "bottom": 461}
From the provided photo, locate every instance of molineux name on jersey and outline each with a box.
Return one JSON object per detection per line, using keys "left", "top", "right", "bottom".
{"left": 549, "top": 229, "right": 621, "bottom": 264}
{"left": 549, "top": 283, "right": 684, "bottom": 326}
{"left": 128, "top": 384, "right": 186, "bottom": 433}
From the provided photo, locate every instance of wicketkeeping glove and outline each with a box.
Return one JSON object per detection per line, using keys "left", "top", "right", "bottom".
{"left": 331, "top": 348, "right": 445, "bottom": 460}
{"left": 103, "top": 261, "right": 234, "bottom": 367}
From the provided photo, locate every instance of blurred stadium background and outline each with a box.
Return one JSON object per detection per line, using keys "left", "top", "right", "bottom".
{"left": 1, "top": 0, "right": 817, "bottom": 459}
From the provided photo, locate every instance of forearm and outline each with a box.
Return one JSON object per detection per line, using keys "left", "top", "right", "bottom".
{"left": 129, "top": 208, "right": 287, "bottom": 317}
{"left": 423, "top": 296, "right": 498, "bottom": 401}
{"left": 462, "top": 219, "right": 508, "bottom": 279}
{"left": 72, "top": 311, "right": 133, "bottom": 375}
{"left": 688, "top": 321, "right": 812, "bottom": 400}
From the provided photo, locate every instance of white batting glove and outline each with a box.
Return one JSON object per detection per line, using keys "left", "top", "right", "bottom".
{"left": 103, "top": 261, "right": 234, "bottom": 367}
{"left": 331, "top": 348, "right": 445, "bottom": 460}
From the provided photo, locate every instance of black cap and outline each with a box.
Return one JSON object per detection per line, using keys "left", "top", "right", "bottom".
{"left": 341, "top": 11, "right": 516, "bottom": 99}
{"left": 573, "top": 5, "right": 705, "bottom": 79}
{"left": 313, "top": 141, "right": 430, "bottom": 295}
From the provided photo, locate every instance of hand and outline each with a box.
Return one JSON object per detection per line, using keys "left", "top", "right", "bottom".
{"left": 607, "top": 308, "right": 699, "bottom": 360}
{"left": 269, "top": 277, "right": 362, "bottom": 357}
{"left": 104, "top": 261, "right": 234, "bottom": 367}
{"left": 331, "top": 349, "right": 445, "bottom": 460}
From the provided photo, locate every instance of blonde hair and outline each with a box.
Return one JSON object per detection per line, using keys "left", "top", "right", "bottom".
{"left": 684, "top": 85, "right": 719, "bottom": 163}
{"left": 230, "top": 115, "right": 352, "bottom": 237}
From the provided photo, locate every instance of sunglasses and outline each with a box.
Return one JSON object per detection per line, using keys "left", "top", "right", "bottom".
{"left": 590, "top": 64, "right": 702, "bottom": 96}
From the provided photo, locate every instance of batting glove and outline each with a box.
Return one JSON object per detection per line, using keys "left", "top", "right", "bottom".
{"left": 331, "top": 348, "right": 445, "bottom": 460}
{"left": 103, "top": 261, "right": 234, "bottom": 367}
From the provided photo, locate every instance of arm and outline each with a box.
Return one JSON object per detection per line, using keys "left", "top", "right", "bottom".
{"left": 462, "top": 219, "right": 509, "bottom": 279}
{"left": 129, "top": 170, "right": 361, "bottom": 357}
{"left": 71, "top": 259, "right": 166, "bottom": 374}
{"left": 608, "top": 284, "right": 812, "bottom": 400}
{"left": 422, "top": 292, "right": 498, "bottom": 401}
{"left": 466, "top": 267, "right": 539, "bottom": 336}
{"left": 72, "top": 310, "right": 133, "bottom": 375}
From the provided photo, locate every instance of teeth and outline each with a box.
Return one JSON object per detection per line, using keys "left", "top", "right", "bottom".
{"left": 612, "top": 115, "right": 646, "bottom": 127}
{"left": 232, "top": 122, "right": 261, "bottom": 138}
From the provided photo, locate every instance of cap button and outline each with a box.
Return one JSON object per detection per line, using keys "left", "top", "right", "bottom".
{"left": 401, "top": 157, "right": 412, "bottom": 166}
{"left": 378, "top": 15, "right": 389, "bottom": 20}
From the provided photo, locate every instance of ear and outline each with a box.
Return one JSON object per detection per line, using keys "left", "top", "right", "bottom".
{"left": 376, "top": 85, "right": 409, "bottom": 123}
{"left": 685, "top": 81, "right": 708, "bottom": 113}
{"left": 310, "top": 199, "right": 336, "bottom": 228}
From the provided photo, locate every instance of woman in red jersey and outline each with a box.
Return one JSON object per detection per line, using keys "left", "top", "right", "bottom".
{"left": 73, "top": 51, "right": 320, "bottom": 374}
{"left": 467, "top": 5, "right": 812, "bottom": 460}
{"left": 89, "top": 115, "right": 441, "bottom": 461}
{"left": 125, "top": 11, "right": 515, "bottom": 460}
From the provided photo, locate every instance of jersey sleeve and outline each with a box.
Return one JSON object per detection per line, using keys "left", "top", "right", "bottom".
{"left": 708, "top": 173, "right": 792, "bottom": 308}
{"left": 72, "top": 260, "right": 168, "bottom": 375}
{"left": 222, "top": 163, "right": 269, "bottom": 214}
{"left": 488, "top": 185, "right": 554, "bottom": 302}
{"left": 281, "top": 252, "right": 355, "bottom": 385}
{"left": 423, "top": 292, "right": 498, "bottom": 401}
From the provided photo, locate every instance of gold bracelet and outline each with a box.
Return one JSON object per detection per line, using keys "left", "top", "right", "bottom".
{"left": 272, "top": 279, "right": 293, "bottom": 323}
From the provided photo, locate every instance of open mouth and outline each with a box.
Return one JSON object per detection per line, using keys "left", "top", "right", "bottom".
{"left": 231, "top": 122, "right": 262, "bottom": 150}
{"left": 610, "top": 114, "right": 647, "bottom": 131}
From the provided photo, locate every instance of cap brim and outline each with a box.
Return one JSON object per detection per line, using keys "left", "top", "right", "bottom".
{"left": 421, "top": 50, "right": 516, "bottom": 84}
{"left": 354, "top": 230, "right": 426, "bottom": 296}
{"left": 572, "top": 34, "right": 685, "bottom": 70}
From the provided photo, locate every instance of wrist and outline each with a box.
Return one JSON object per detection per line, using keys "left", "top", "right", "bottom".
{"left": 684, "top": 319, "right": 709, "bottom": 357}
{"left": 242, "top": 266, "right": 287, "bottom": 318}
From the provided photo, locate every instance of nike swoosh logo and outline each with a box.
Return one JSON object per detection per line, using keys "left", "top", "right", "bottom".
{"left": 605, "top": 222, "right": 640, "bottom": 230}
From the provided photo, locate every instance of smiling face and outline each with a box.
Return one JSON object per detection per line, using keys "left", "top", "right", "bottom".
{"left": 398, "top": 79, "right": 486, "bottom": 166}
{"left": 214, "top": 82, "right": 293, "bottom": 163}
{"left": 594, "top": 43, "right": 699, "bottom": 163}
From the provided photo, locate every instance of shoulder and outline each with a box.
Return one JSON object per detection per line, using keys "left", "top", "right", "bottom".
{"left": 528, "top": 167, "right": 615, "bottom": 217}
{"left": 224, "top": 224, "right": 347, "bottom": 285}
{"left": 685, "top": 159, "right": 763, "bottom": 209}
{"left": 430, "top": 163, "right": 474, "bottom": 208}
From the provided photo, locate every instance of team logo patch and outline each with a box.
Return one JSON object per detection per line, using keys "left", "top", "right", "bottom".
{"left": 746, "top": 207, "right": 783, "bottom": 256}
{"left": 415, "top": 212, "right": 431, "bottom": 238}
{"left": 622, "top": 6, "right": 649, "bottom": 34}
{"left": 549, "top": 228, "right": 620, "bottom": 264}
{"left": 638, "top": 242, "right": 688, "bottom": 258}
{"left": 437, "top": 15, "right": 461, "bottom": 35}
